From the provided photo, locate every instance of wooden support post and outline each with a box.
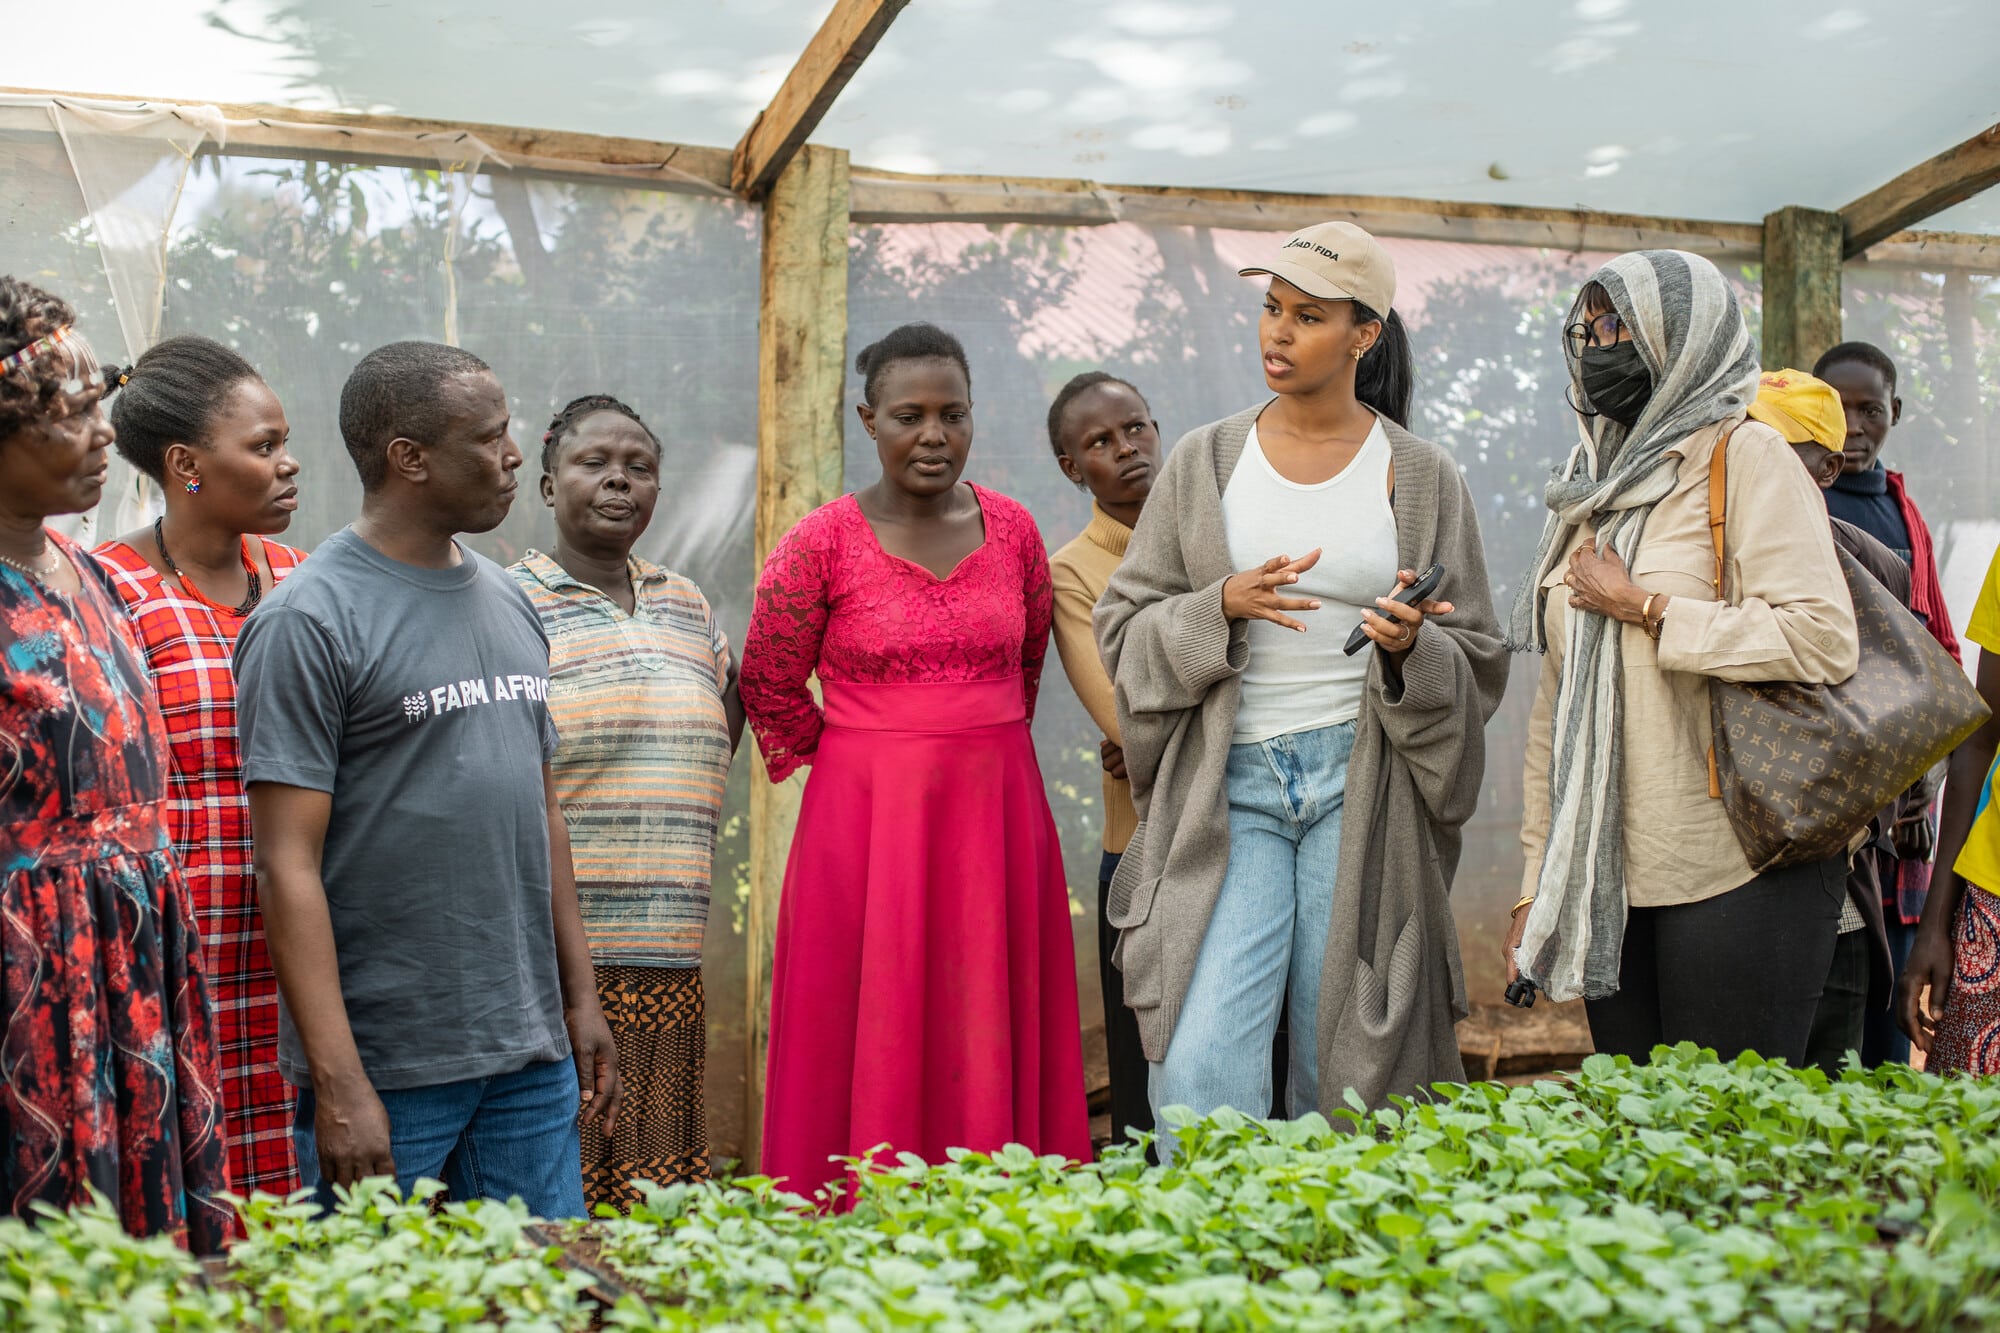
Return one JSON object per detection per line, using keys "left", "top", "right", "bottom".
{"left": 1761, "top": 206, "right": 1844, "bottom": 371}
{"left": 745, "top": 144, "right": 850, "bottom": 1171}
{"left": 730, "top": 0, "right": 909, "bottom": 200}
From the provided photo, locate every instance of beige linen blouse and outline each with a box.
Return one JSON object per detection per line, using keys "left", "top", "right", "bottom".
{"left": 1520, "top": 416, "right": 1860, "bottom": 909}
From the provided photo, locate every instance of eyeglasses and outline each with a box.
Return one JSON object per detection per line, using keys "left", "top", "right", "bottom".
{"left": 1564, "top": 311, "right": 1625, "bottom": 356}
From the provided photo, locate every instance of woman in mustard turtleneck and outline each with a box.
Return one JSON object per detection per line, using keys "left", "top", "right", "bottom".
{"left": 1046, "top": 372, "right": 1160, "bottom": 1148}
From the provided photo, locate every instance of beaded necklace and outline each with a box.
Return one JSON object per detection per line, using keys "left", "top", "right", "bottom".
{"left": 154, "top": 517, "right": 261, "bottom": 616}
{"left": 0, "top": 545, "right": 60, "bottom": 582}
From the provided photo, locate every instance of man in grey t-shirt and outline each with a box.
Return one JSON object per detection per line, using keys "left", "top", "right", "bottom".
{"left": 237, "top": 342, "right": 620, "bottom": 1218}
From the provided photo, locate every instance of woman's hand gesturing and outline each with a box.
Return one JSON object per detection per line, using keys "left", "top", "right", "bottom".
{"left": 1223, "top": 550, "right": 1322, "bottom": 631}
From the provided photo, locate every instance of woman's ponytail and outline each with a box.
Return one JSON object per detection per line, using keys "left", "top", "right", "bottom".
{"left": 1352, "top": 304, "right": 1413, "bottom": 428}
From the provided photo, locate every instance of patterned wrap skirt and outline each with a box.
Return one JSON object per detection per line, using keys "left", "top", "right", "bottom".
{"left": 582, "top": 963, "right": 709, "bottom": 1210}
{"left": 1932, "top": 883, "right": 2000, "bottom": 1076}
{"left": 1, "top": 802, "right": 233, "bottom": 1251}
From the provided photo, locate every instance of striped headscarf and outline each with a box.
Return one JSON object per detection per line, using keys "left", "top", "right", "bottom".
{"left": 1508, "top": 249, "right": 1761, "bottom": 1002}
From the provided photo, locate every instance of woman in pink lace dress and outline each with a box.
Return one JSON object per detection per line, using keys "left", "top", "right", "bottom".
{"left": 740, "top": 323, "right": 1091, "bottom": 1199}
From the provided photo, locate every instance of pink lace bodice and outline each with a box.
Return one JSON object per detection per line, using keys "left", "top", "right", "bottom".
{"left": 740, "top": 485, "right": 1054, "bottom": 780}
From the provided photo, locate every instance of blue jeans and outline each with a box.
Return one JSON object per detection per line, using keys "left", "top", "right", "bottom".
{"left": 1151, "top": 720, "right": 1355, "bottom": 1139}
{"left": 1863, "top": 917, "right": 1918, "bottom": 1067}
{"left": 294, "top": 1057, "right": 586, "bottom": 1219}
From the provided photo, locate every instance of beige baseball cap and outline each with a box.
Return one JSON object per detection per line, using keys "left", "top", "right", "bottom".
{"left": 1239, "top": 221, "right": 1396, "bottom": 314}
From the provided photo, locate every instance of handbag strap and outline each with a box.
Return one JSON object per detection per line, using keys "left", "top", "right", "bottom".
{"left": 1705, "top": 421, "right": 1740, "bottom": 799}
{"left": 1707, "top": 422, "right": 1736, "bottom": 597}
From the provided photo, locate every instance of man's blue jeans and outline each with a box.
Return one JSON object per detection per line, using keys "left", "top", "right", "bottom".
{"left": 1151, "top": 720, "right": 1355, "bottom": 1144}
{"left": 294, "top": 1056, "right": 586, "bottom": 1219}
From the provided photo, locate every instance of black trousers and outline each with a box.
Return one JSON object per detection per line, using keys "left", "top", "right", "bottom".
{"left": 1097, "top": 854, "right": 1154, "bottom": 1144}
{"left": 1585, "top": 854, "right": 1846, "bottom": 1066}
{"left": 1803, "top": 928, "right": 1872, "bottom": 1075}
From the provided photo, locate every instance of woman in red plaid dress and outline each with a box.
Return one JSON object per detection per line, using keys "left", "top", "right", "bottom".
{"left": 94, "top": 337, "right": 305, "bottom": 1198}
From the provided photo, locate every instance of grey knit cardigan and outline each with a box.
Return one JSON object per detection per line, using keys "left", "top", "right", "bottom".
{"left": 1093, "top": 405, "right": 1509, "bottom": 1113}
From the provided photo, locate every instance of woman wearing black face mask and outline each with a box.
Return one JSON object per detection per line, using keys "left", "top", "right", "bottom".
{"left": 1502, "top": 251, "right": 1859, "bottom": 1067}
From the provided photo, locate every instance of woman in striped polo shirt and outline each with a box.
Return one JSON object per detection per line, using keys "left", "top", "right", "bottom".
{"left": 511, "top": 394, "right": 742, "bottom": 1210}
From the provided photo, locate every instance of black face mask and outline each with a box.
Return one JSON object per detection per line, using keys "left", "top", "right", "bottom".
{"left": 1579, "top": 343, "right": 1653, "bottom": 427}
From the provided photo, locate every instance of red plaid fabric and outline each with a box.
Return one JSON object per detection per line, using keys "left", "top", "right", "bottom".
{"left": 94, "top": 537, "right": 307, "bottom": 1198}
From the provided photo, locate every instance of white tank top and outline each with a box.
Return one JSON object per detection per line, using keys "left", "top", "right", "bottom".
{"left": 1222, "top": 418, "right": 1400, "bottom": 745}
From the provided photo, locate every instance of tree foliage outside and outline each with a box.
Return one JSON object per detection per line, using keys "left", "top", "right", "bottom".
{"left": 1841, "top": 263, "right": 2000, "bottom": 529}
{"left": 144, "top": 153, "right": 767, "bottom": 1153}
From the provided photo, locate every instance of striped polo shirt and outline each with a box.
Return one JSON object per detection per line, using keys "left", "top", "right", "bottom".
{"left": 510, "top": 550, "right": 732, "bottom": 968}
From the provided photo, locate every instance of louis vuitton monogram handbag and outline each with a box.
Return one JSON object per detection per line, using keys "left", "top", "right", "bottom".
{"left": 1704, "top": 428, "right": 1990, "bottom": 873}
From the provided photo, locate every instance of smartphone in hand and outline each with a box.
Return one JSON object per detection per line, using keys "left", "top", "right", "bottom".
{"left": 1343, "top": 562, "right": 1446, "bottom": 656}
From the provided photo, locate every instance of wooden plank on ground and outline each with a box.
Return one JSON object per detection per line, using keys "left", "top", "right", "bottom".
{"left": 730, "top": 0, "right": 910, "bottom": 200}
{"left": 745, "top": 144, "right": 850, "bottom": 1172}
{"left": 1841, "top": 121, "right": 2000, "bottom": 258}
{"left": 1456, "top": 1000, "right": 1594, "bottom": 1083}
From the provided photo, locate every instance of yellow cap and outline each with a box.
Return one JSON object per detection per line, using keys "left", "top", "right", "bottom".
{"left": 1747, "top": 368, "right": 1845, "bottom": 451}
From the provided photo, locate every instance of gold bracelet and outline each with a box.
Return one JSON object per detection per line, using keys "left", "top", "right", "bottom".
{"left": 1510, "top": 894, "right": 1536, "bottom": 918}
{"left": 1640, "top": 592, "right": 1658, "bottom": 628}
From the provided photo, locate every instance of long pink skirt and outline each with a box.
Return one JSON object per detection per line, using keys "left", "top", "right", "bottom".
{"left": 759, "top": 677, "right": 1093, "bottom": 1200}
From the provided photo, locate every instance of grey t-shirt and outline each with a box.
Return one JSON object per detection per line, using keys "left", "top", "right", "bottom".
{"left": 235, "top": 527, "right": 571, "bottom": 1091}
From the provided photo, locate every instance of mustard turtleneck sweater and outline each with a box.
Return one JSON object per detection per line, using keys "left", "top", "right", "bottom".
{"left": 1050, "top": 503, "right": 1136, "bottom": 856}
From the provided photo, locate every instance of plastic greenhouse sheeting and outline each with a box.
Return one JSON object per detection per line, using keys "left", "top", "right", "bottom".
{"left": 0, "top": 115, "right": 766, "bottom": 1158}
{"left": 4, "top": 79, "right": 1997, "bottom": 1151}
{"left": 1841, "top": 259, "right": 2000, "bottom": 652}
{"left": 7, "top": 0, "right": 2000, "bottom": 232}
{"left": 843, "top": 220, "right": 1736, "bottom": 1012}
{"left": 844, "top": 219, "right": 2000, "bottom": 1019}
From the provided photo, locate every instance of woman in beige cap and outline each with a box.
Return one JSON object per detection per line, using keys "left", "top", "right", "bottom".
{"left": 1095, "top": 223, "right": 1507, "bottom": 1146}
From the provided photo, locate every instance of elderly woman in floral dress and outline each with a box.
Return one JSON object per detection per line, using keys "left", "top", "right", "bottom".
{"left": 0, "top": 276, "right": 230, "bottom": 1250}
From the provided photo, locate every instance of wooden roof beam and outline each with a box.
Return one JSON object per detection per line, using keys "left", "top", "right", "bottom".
{"left": 847, "top": 169, "right": 1767, "bottom": 255}
{"left": 0, "top": 85, "right": 736, "bottom": 191}
{"left": 1840, "top": 121, "right": 2000, "bottom": 259}
{"left": 730, "top": 0, "right": 909, "bottom": 201}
